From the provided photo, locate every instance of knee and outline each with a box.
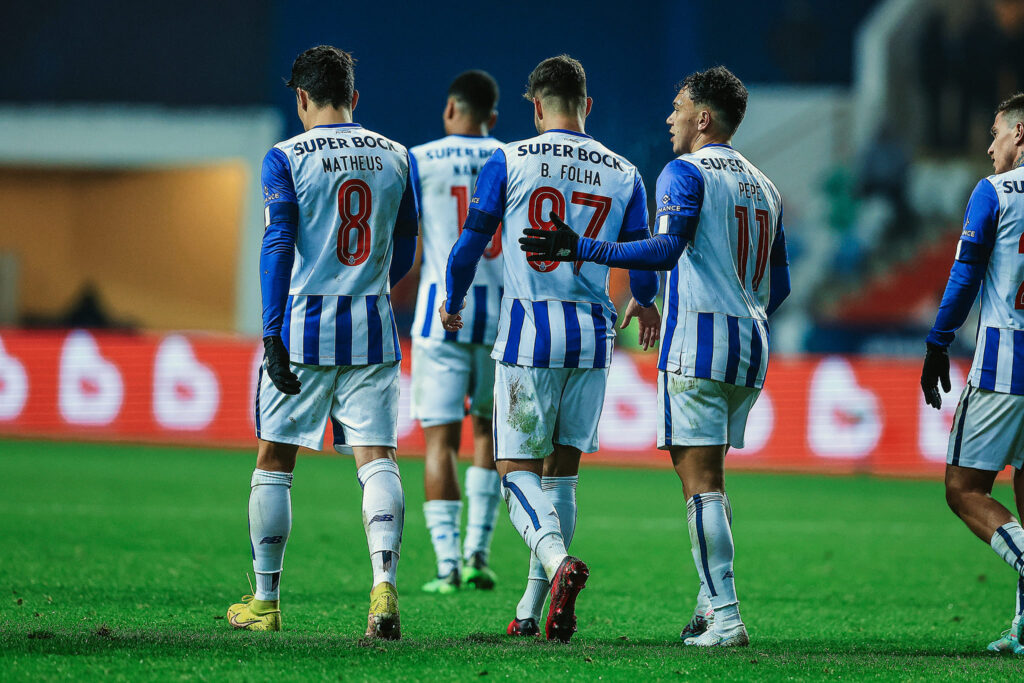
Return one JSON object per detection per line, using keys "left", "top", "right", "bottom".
{"left": 945, "top": 484, "right": 965, "bottom": 515}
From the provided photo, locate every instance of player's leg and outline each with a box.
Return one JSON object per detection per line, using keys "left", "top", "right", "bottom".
{"left": 229, "top": 362, "right": 331, "bottom": 631}
{"left": 661, "top": 375, "right": 749, "bottom": 647}
{"left": 421, "top": 421, "right": 464, "bottom": 593}
{"left": 989, "top": 466, "right": 1024, "bottom": 653}
{"left": 412, "top": 338, "right": 472, "bottom": 592}
{"left": 515, "top": 446, "right": 582, "bottom": 631}
{"left": 333, "top": 361, "right": 405, "bottom": 640}
{"left": 494, "top": 363, "right": 578, "bottom": 639}
{"left": 462, "top": 347, "right": 501, "bottom": 588}
{"left": 945, "top": 386, "right": 1024, "bottom": 652}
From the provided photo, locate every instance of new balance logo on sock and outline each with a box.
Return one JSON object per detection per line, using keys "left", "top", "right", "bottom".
{"left": 723, "top": 570, "right": 734, "bottom": 580}
{"left": 259, "top": 536, "right": 284, "bottom": 545}
{"left": 370, "top": 514, "right": 395, "bottom": 524}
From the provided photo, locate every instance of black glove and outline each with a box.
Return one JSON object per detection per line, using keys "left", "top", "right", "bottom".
{"left": 519, "top": 212, "right": 580, "bottom": 262}
{"left": 921, "top": 342, "right": 951, "bottom": 409}
{"left": 263, "top": 335, "right": 301, "bottom": 395}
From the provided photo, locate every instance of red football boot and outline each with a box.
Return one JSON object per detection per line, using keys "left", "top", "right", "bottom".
{"left": 545, "top": 556, "right": 589, "bottom": 642}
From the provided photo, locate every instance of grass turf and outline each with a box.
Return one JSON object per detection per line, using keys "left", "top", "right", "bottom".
{"left": 1, "top": 439, "right": 1022, "bottom": 681}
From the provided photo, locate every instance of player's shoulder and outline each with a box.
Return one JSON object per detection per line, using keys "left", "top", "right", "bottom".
{"left": 411, "top": 134, "right": 501, "bottom": 160}
{"left": 357, "top": 125, "right": 408, "bottom": 155}
{"left": 985, "top": 165, "right": 1024, "bottom": 191}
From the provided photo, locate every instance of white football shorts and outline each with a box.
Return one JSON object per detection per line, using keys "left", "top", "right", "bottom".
{"left": 657, "top": 373, "right": 761, "bottom": 450}
{"left": 493, "top": 362, "right": 608, "bottom": 460}
{"left": 255, "top": 360, "right": 399, "bottom": 454}
{"left": 411, "top": 337, "right": 495, "bottom": 428}
{"left": 947, "top": 384, "right": 1024, "bottom": 471}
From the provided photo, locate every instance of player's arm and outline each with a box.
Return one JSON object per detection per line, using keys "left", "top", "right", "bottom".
{"left": 389, "top": 155, "right": 419, "bottom": 286}
{"left": 519, "top": 159, "right": 700, "bottom": 270}
{"left": 259, "top": 147, "right": 301, "bottom": 395}
{"left": 615, "top": 172, "right": 662, "bottom": 349}
{"left": 921, "top": 179, "right": 999, "bottom": 408}
{"left": 441, "top": 149, "right": 506, "bottom": 330}
{"left": 766, "top": 211, "right": 791, "bottom": 317}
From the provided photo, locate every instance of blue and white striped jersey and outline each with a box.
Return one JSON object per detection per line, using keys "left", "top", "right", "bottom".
{"left": 465, "top": 129, "right": 649, "bottom": 369}
{"left": 657, "top": 144, "right": 784, "bottom": 389}
{"left": 958, "top": 168, "right": 1024, "bottom": 394}
{"left": 410, "top": 135, "right": 504, "bottom": 344}
{"left": 261, "top": 123, "right": 417, "bottom": 366}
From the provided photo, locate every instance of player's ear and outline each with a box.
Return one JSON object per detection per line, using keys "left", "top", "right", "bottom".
{"left": 697, "top": 108, "right": 711, "bottom": 132}
{"left": 534, "top": 97, "right": 543, "bottom": 121}
{"left": 350, "top": 90, "right": 359, "bottom": 113}
{"left": 444, "top": 98, "right": 456, "bottom": 121}
{"left": 584, "top": 97, "right": 593, "bottom": 118}
{"left": 487, "top": 110, "right": 498, "bottom": 131}
{"left": 297, "top": 88, "right": 308, "bottom": 112}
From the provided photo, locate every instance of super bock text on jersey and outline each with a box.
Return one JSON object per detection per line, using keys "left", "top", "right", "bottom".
{"left": 657, "top": 144, "right": 786, "bottom": 389}
{"left": 261, "top": 123, "right": 417, "bottom": 365}
{"left": 458, "top": 129, "right": 651, "bottom": 369}
{"left": 411, "top": 135, "right": 504, "bottom": 344}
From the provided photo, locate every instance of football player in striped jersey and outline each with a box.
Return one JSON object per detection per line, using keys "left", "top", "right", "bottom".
{"left": 227, "top": 45, "right": 417, "bottom": 639}
{"left": 442, "top": 55, "right": 660, "bottom": 642}
{"left": 409, "top": 71, "right": 504, "bottom": 595}
{"left": 922, "top": 92, "right": 1024, "bottom": 654}
{"left": 522, "top": 67, "right": 791, "bottom": 647}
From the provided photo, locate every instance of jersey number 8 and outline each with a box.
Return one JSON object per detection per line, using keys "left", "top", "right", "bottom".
{"left": 336, "top": 179, "right": 372, "bottom": 266}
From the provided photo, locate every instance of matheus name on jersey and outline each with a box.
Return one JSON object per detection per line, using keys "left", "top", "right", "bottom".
{"left": 658, "top": 144, "right": 785, "bottom": 389}
{"left": 410, "top": 134, "right": 504, "bottom": 345}
{"left": 467, "top": 129, "right": 649, "bottom": 369}
{"left": 262, "top": 123, "right": 416, "bottom": 366}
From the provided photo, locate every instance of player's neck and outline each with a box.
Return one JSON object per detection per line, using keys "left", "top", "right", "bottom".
{"left": 303, "top": 107, "right": 354, "bottom": 131}
{"left": 445, "top": 120, "right": 488, "bottom": 137}
{"left": 540, "top": 115, "right": 585, "bottom": 135}
{"left": 690, "top": 131, "right": 730, "bottom": 152}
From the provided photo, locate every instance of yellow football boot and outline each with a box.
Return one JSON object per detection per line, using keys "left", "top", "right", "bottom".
{"left": 364, "top": 582, "right": 401, "bottom": 640}
{"left": 226, "top": 595, "right": 281, "bottom": 632}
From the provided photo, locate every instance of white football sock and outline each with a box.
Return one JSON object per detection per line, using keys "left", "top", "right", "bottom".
{"left": 248, "top": 469, "right": 293, "bottom": 601}
{"left": 463, "top": 466, "right": 501, "bottom": 563}
{"left": 501, "top": 471, "right": 566, "bottom": 578}
{"left": 357, "top": 458, "right": 404, "bottom": 588}
{"left": 516, "top": 475, "right": 579, "bottom": 621}
{"left": 687, "top": 492, "right": 741, "bottom": 630}
{"left": 423, "top": 499, "right": 462, "bottom": 577}
{"left": 991, "top": 522, "right": 1024, "bottom": 577}
{"left": 692, "top": 493, "right": 732, "bottom": 618}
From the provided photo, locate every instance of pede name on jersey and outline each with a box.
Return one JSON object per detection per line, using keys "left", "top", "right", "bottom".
{"left": 410, "top": 135, "right": 503, "bottom": 344}
{"left": 958, "top": 167, "right": 1024, "bottom": 394}
{"left": 658, "top": 144, "right": 784, "bottom": 389}
{"left": 262, "top": 123, "right": 416, "bottom": 365}
{"left": 466, "top": 129, "right": 649, "bottom": 368}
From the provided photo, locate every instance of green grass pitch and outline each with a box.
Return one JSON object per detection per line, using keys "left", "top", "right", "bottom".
{"left": 2, "top": 439, "right": 1023, "bottom": 680}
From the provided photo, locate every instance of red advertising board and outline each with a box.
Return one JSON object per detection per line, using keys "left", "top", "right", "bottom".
{"left": 0, "top": 329, "right": 968, "bottom": 476}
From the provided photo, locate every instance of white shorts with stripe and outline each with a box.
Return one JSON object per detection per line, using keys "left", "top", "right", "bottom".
{"left": 255, "top": 360, "right": 399, "bottom": 454}
{"left": 493, "top": 362, "right": 607, "bottom": 459}
{"left": 411, "top": 337, "right": 495, "bottom": 428}
{"left": 947, "top": 384, "right": 1024, "bottom": 471}
{"left": 657, "top": 373, "right": 760, "bottom": 449}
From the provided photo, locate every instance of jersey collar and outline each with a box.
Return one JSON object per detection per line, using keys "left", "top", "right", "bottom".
{"left": 547, "top": 128, "right": 593, "bottom": 139}
{"left": 700, "top": 142, "right": 732, "bottom": 149}
{"left": 313, "top": 123, "right": 362, "bottom": 129}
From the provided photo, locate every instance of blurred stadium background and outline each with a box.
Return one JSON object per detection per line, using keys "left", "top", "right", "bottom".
{"left": 5, "top": 0, "right": 1023, "bottom": 474}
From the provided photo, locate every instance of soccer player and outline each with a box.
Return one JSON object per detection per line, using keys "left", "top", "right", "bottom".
{"left": 409, "top": 71, "right": 504, "bottom": 594}
{"left": 441, "top": 55, "right": 660, "bottom": 642}
{"left": 921, "top": 93, "right": 1024, "bottom": 655}
{"left": 521, "top": 67, "right": 791, "bottom": 647}
{"left": 226, "top": 46, "right": 417, "bottom": 639}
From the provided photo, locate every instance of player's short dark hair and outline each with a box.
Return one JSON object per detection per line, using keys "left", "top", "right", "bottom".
{"left": 285, "top": 45, "right": 356, "bottom": 109}
{"left": 524, "top": 55, "right": 587, "bottom": 112}
{"left": 448, "top": 70, "right": 499, "bottom": 124}
{"left": 996, "top": 92, "right": 1024, "bottom": 125}
{"left": 678, "top": 66, "right": 748, "bottom": 137}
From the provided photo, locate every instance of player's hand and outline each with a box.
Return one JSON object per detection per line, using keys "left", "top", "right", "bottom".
{"left": 621, "top": 298, "right": 661, "bottom": 350}
{"left": 263, "top": 336, "right": 301, "bottom": 395}
{"left": 519, "top": 212, "right": 580, "bottom": 262}
{"left": 439, "top": 301, "right": 463, "bottom": 332}
{"left": 921, "top": 342, "right": 951, "bottom": 410}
